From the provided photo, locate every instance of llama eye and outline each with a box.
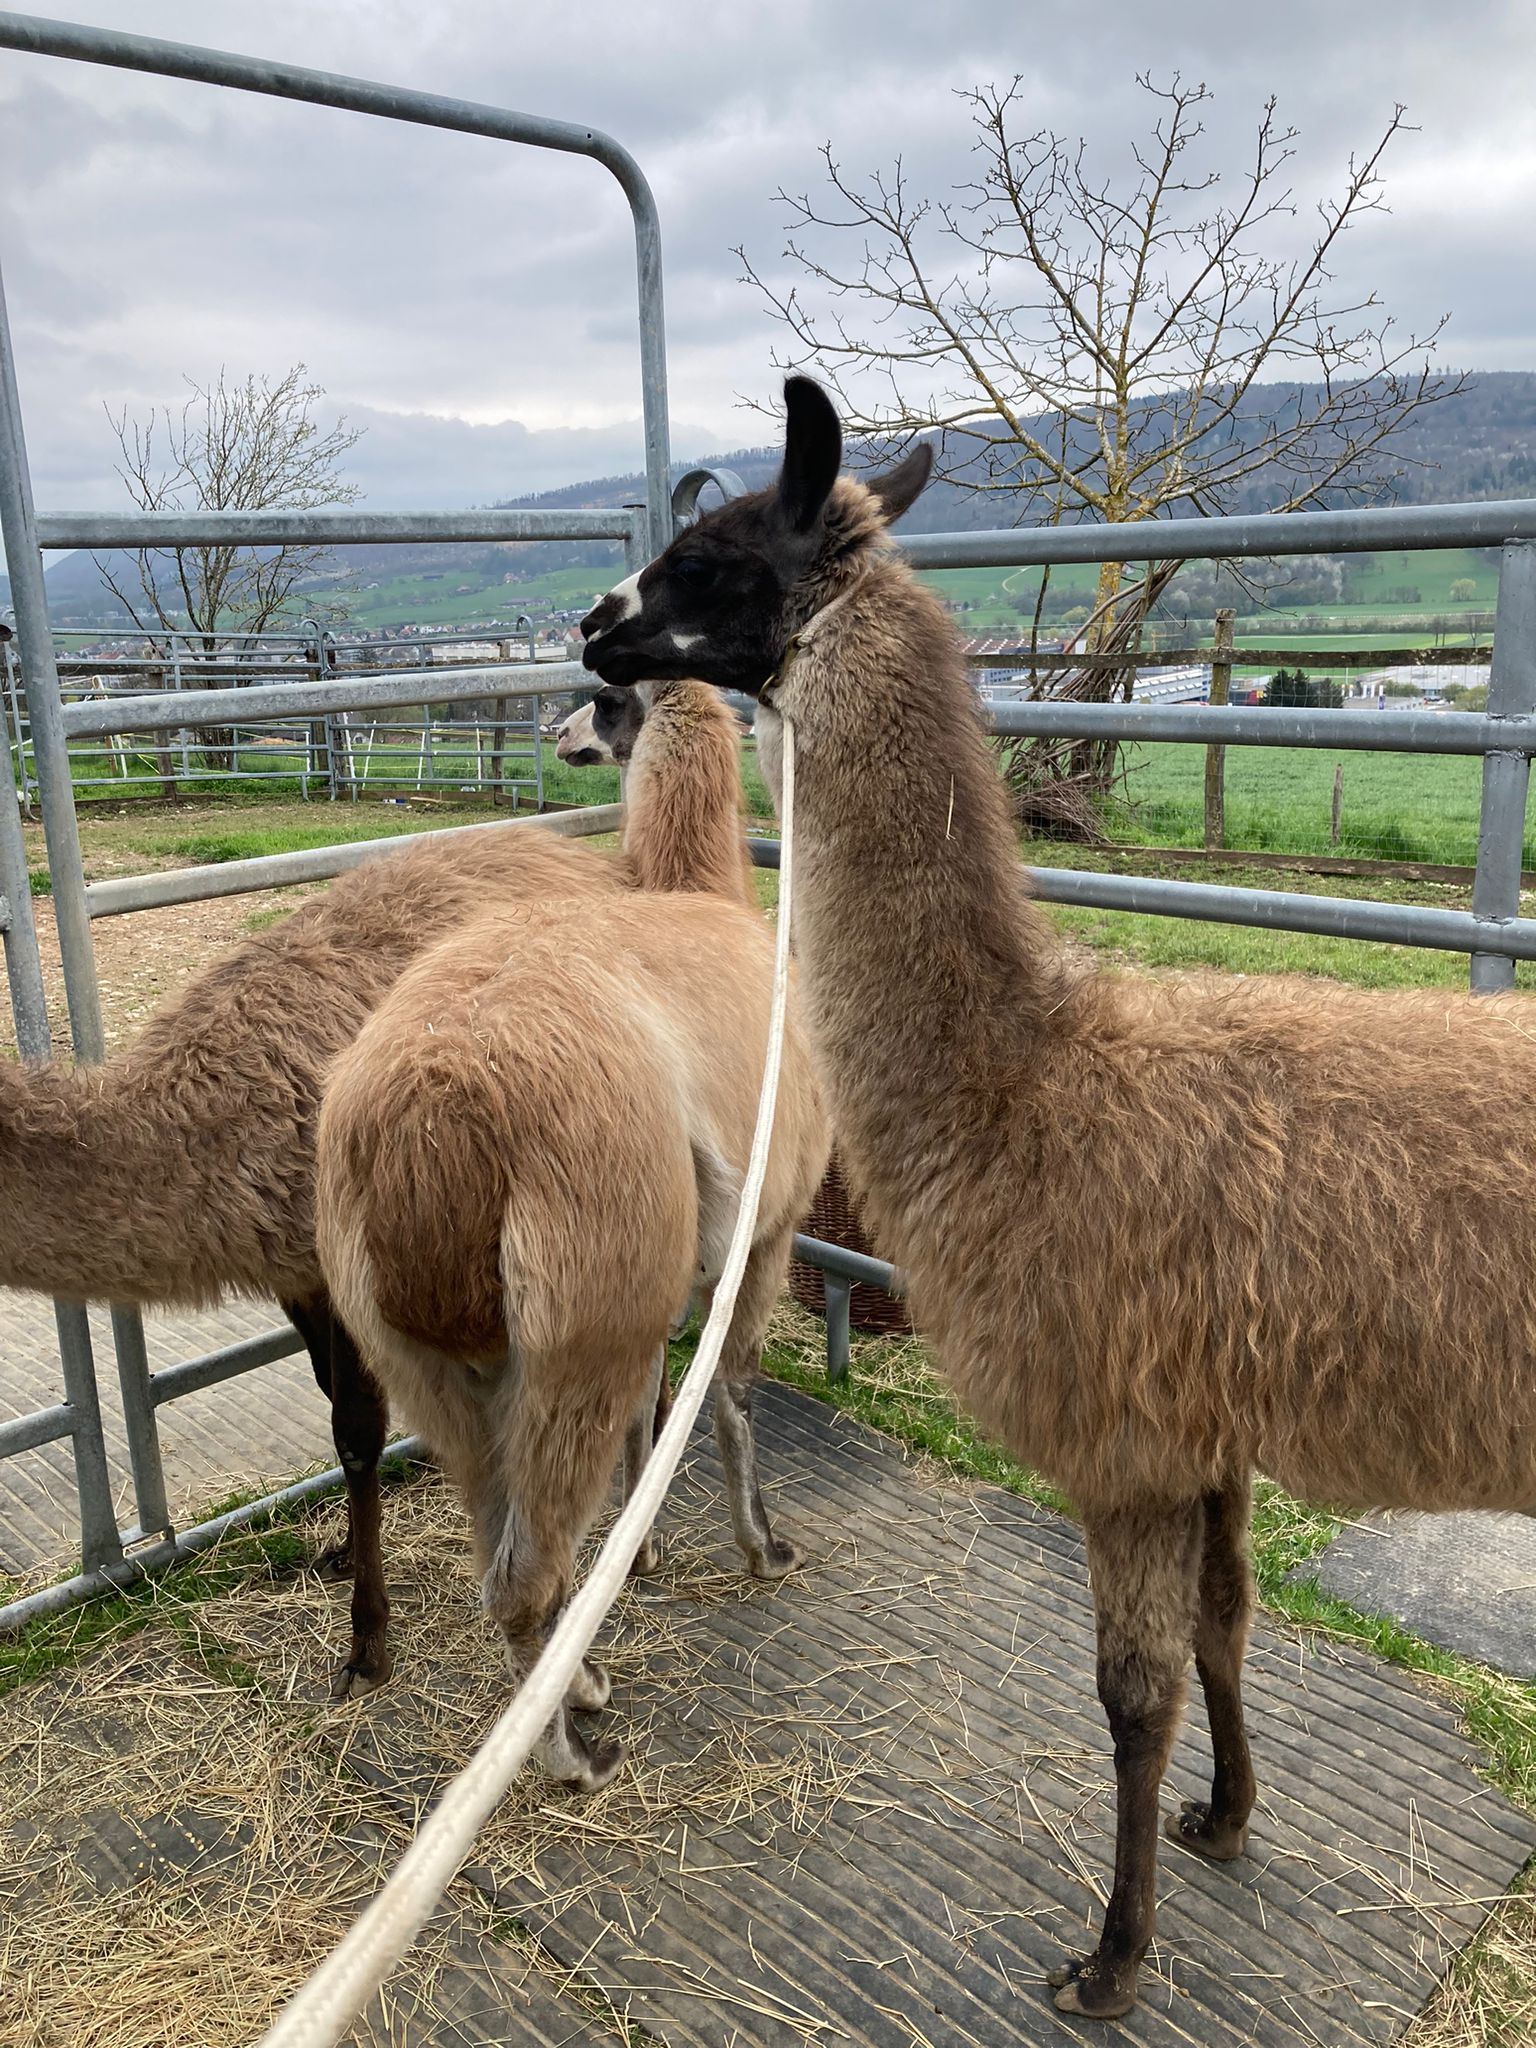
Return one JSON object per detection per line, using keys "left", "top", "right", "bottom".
{"left": 670, "top": 557, "right": 715, "bottom": 592}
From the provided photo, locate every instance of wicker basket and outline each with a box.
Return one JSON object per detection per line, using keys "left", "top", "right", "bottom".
{"left": 790, "top": 1153, "right": 911, "bottom": 1336}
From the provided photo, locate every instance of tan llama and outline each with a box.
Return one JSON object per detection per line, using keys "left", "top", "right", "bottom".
{"left": 315, "top": 681, "right": 828, "bottom": 1790}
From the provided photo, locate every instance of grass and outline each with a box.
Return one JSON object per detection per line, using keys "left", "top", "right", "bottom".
{"left": 1111, "top": 740, "right": 1517, "bottom": 866}
{"left": 0, "top": 1446, "right": 432, "bottom": 1699}
{"left": 0, "top": 1518, "right": 310, "bottom": 1699}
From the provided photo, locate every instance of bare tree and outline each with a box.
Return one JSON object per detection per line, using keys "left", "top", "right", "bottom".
{"left": 740, "top": 79, "right": 1463, "bottom": 831}
{"left": 98, "top": 364, "right": 361, "bottom": 770}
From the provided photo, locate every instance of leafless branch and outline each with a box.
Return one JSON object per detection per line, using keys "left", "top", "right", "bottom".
{"left": 100, "top": 364, "right": 362, "bottom": 654}
{"left": 738, "top": 74, "right": 1460, "bottom": 820}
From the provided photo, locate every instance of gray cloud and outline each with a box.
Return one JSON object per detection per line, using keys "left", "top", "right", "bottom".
{"left": 2, "top": 0, "right": 1532, "bottom": 513}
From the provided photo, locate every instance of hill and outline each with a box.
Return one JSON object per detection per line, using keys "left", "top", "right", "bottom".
{"left": 12, "top": 371, "right": 1536, "bottom": 629}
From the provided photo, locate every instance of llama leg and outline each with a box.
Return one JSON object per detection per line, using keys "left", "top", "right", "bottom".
{"left": 1167, "top": 1474, "right": 1257, "bottom": 1863}
{"left": 713, "top": 1231, "right": 800, "bottom": 1578}
{"left": 325, "top": 1317, "right": 393, "bottom": 1699}
{"left": 481, "top": 1351, "right": 654, "bottom": 1791}
{"left": 1048, "top": 1500, "right": 1201, "bottom": 2020}
{"left": 285, "top": 1296, "right": 354, "bottom": 1581}
{"left": 621, "top": 1343, "right": 667, "bottom": 1577}
{"left": 399, "top": 1368, "right": 610, "bottom": 1721}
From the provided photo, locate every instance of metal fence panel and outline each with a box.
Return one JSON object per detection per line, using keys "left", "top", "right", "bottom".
{"left": 5, "top": 9, "right": 1536, "bottom": 1630}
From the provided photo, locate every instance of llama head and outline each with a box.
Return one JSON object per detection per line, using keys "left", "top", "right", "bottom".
{"left": 555, "top": 683, "right": 648, "bottom": 765}
{"left": 579, "top": 376, "right": 932, "bottom": 698}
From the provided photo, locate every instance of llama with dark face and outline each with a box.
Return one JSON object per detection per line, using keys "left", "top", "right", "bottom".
{"left": 555, "top": 683, "right": 645, "bottom": 766}
{"left": 579, "top": 375, "right": 1536, "bottom": 2020}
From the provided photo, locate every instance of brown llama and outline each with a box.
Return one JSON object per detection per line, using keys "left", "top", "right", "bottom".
{"left": 315, "top": 679, "right": 828, "bottom": 1789}
{"left": 578, "top": 375, "right": 1536, "bottom": 2017}
{"left": 0, "top": 826, "right": 623, "bottom": 1692}
{"left": 0, "top": 684, "right": 719, "bottom": 1699}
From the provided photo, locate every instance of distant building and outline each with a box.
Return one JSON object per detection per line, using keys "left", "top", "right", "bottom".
{"left": 1351, "top": 663, "right": 1490, "bottom": 703}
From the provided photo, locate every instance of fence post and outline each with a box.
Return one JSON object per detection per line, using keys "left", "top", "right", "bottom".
{"left": 148, "top": 664, "right": 178, "bottom": 799}
{"left": 1204, "top": 607, "right": 1235, "bottom": 850}
{"left": 824, "top": 1275, "right": 852, "bottom": 1386}
{"left": 0, "top": 254, "right": 140, "bottom": 1572}
{"left": 2, "top": 631, "right": 32, "bottom": 809}
{"left": 1470, "top": 541, "right": 1536, "bottom": 993}
{"left": 489, "top": 643, "right": 514, "bottom": 802}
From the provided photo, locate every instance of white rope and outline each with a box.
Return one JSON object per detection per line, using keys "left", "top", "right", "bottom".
{"left": 255, "top": 717, "right": 798, "bottom": 2048}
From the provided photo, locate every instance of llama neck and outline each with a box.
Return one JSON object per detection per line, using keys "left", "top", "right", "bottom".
{"left": 784, "top": 561, "right": 1077, "bottom": 1198}
{"left": 623, "top": 683, "right": 753, "bottom": 903}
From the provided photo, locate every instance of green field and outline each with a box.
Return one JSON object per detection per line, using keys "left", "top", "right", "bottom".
{"left": 342, "top": 563, "right": 619, "bottom": 630}
{"left": 921, "top": 548, "right": 1499, "bottom": 635}
{"left": 1110, "top": 740, "right": 1517, "bottom": 866}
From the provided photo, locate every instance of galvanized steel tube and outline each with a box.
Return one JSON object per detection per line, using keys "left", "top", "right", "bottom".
{"left": 150, "top": 1326, "right": 305, "bottom": 1405}
{"left": 899, "top": 497, "right": 1536, "bottom": 571}
{"left": 0, "top": 1434, "right": 425, "bottom": 1635}
{"left": 0, "top": 10, "right": 672, "bottom": 557}
{"left": 63, "top": 661, "right": 589, "bottom": 739}
{"left": 982, "top": 699, "right": 1534, "bottom": 757}
{"left": 0, "top": 257, "right": 103, "bottom": 1060}
{"left": 749, "top": 839, "right": 1536, "bottom": 960}
{"left": 1470, "top": 542, "right": 1536, "bottom": 993}
{"left": 0, "top": 701, "right": 48, "bottom": 1054}
{"left": 84, "top": 801, "right": 625, "bottom": 917}
{"left": 1031, "top": 866, "right": 1536, "bottom": 958}
{"left": 791, "top": 1230, "right": 901, "bottom": 1293}
{"left": 36, "top": 507, "right": 640, "bottom": 549}
{"left": 0, "top": 255, "right": 131, "bottom": 1572}
{"left": 109, "top": 1304, "right": 171, "bottom": 1541}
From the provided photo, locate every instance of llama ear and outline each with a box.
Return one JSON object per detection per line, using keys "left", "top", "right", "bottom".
{"left": 867, "top": 442, "right": 934, "bottom": 525}
{"left": 778, "top": 377, "right": 842, "bottom": 532}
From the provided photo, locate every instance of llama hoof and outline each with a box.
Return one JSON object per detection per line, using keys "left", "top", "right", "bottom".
{"left": 566, "top": 1657, "right": 612, "bottom": 1713}
{"left": 1164, "top": 1798, "right": 1248, "bottom": 1863}
{"left": 748, "top": 1534, "right": 802, "bottom": 1580}
{"left": 1046, "top": 1956, "right": 1137, "bottom": 2020}
{"left": 330, "top": 1647, "right": 392, "bottom": 1700}
{"left": 552, "top": 1735, "right": 625, "bottom": 1795}
{"left": 314, "top": 1541, "right": 354, "bottom": 1583}
{"left": 628, "top": 1533, "right": 662, "bottom": 1577}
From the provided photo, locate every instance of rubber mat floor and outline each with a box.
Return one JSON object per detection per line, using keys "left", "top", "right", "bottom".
{"left": 214, "top": 1381, "right": 1536, "bottom": 2047}
{"left": 8, "top": 1382, "right": 1533, "bottom": 2046}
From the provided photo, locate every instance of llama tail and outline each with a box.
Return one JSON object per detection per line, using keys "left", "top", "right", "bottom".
{"left": 0, "top": 1053, "right": 272, "bottom": 1306}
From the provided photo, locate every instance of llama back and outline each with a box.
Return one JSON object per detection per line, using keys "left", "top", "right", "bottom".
{"left": 0, "top": 826, "right": 621, "bottom": 1308}
{"left": 316, "top": 902, "right": 704, "bottom": 1376}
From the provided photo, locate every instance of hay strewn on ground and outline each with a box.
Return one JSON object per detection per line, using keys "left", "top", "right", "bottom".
{"left": 0, "top": 1633, "right": 416, "bottom": 2048}
{"left": 0, "top": 1457, "right": 902, "bottom": 2047}
{"left": 3, "top": 1335, "right": 1535, "bottom": 2043}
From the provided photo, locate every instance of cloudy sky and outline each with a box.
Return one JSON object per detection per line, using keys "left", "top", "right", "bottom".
{"left": 2, "top": 0, "right": 1533, "bottom": 511}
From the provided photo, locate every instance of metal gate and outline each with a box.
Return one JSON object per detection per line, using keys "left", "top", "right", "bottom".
{"left": 4, "top": 13, "right": 1536, "bottom": 1629}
